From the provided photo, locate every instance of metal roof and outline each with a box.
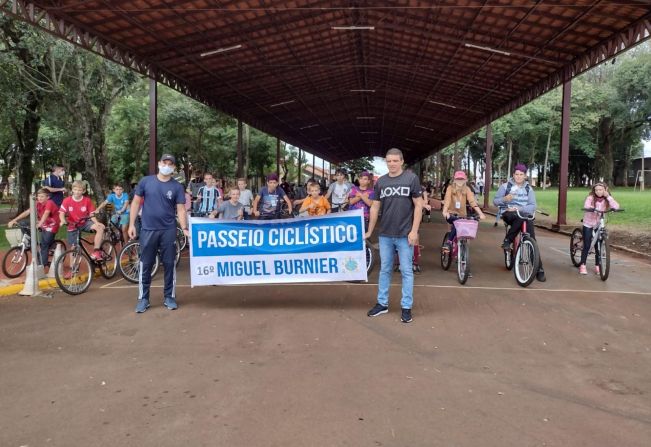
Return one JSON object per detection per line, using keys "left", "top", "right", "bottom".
{"left": 3, "top": 1, "right": 651, "bottom": 162}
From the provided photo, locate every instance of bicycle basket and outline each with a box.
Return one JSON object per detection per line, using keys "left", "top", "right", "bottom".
{"left": 5, "top": 228, "right": 23, "bottom": 246}
{"left": 454, "top": 219, "right": 479, "bottom": 239}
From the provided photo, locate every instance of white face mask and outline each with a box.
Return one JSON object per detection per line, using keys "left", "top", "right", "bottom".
{"left": 158, "top": 164, "right": 174, "bottom": 176}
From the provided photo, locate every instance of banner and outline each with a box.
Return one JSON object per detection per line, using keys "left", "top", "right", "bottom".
{"left": 189, "top": 209, "right": 367, "bottom": 285}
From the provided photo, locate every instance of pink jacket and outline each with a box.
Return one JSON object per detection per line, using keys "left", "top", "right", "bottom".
{"left": 582, "top": 195, "right": 619, "bottom": 228}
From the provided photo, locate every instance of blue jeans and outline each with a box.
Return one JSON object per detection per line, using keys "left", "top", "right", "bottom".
{"left": 377, "top": 236, "right": 414, "bottom": 309}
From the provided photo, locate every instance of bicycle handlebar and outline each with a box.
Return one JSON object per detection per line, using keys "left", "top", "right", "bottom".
{"left": 582, "top": 208, "right": 625, "bottom": 214}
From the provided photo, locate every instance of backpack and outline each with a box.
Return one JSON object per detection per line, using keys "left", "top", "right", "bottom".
{"left": 505, "top": 181, "right": 530, "bottom": 195}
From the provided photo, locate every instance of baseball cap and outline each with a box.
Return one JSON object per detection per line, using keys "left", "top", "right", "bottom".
{"left": 453, "top": 170, "right": 467, "bottom": 180}
{"left": 160, "top": 153, "right": 176, "bottom": 164}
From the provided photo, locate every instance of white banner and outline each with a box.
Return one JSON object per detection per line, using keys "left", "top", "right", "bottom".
{"left": 189, "top": 210, "right": 367, "bottom": 286}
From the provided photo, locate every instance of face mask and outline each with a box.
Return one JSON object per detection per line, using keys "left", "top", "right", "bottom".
{"left": 159, "top": 164, "right": 174, "bottom": 175}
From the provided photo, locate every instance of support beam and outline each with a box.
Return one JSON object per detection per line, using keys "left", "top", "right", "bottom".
{"left": 483, "top": 123, "right": 493, "bottom": 210}
{"left": 555, "top": 79, "right": 572, "bottom": 229}
{"left": 276, "top": 138, "right": 281, "bottom": 177}
{"left": 236, "top": 119, "right": 243, "bottom": 178}
{"left": 149, "top": 78, "right": 157, "bottom": 175}
{"left": 297, "top": 147, "right": 302, "bottom": 185}
{"left": 312, "top": 153, "right": 316, "bottom": 180}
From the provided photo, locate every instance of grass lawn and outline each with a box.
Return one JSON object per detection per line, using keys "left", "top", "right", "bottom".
{"left": 488, "top": 187, "right": 650, "bottom": 231}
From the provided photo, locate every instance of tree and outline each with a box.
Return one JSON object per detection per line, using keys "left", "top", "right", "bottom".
{"left": 338, "top": 157, "right": 374, "bottom": 182}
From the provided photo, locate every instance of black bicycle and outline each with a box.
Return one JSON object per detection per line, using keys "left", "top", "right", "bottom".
{"left": 54, "top": 219, "right": 118, "bottom": 295}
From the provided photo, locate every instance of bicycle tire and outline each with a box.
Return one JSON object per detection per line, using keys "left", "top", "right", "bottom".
{"left": 118, "top": 240, "right": 160, "bottom": 283}
{"left": 457, "top": 239, "right": 470, "bottom": 285}
{"left": 55, "top": 248, "right": 93, "bottom": 295}
{"left": 598, "top": 236, "right": 610, "bottom": 281}
{"left": 569, "top": 228, "right": 583, "bottom": 267}
{"left": 514, "top": 236, "right": 540, "bottom": 288}
{"left": 176, "top": 227, "right": 187, "bottom": 252}
{"left": 365, "top": 246, "right": 375, "bottom": 274}
{"left": 99, "top": 241, "right": 118, "bottom": 279}
{"left": 2, "top": 246, "right": 29, "bottom": 278}
{"left": 439, "top": 232, "right": 452, "bottom": 271}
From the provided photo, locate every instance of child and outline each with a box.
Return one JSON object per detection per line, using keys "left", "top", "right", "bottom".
{"left": 97, "top": 183, "right": 130, "bottom": 243}
{"left": 195, "top": 172, "right": 221, "bottom": 216}
{"left": 578, "top": 182, "right": 620, "bottom": 275}
{"left": 300, "top": 182, "right": 331, "bottom": 216}
{"left": 252, "top": 173, "right": 293, "bottom": 220}
{"left": 59, "top": 180, "right": 105, "bottom": 260}
{"left": 7, "top": 189, "right": 61, "bottom": 268}
{"left": 441, "top": 171, "right": 486, "bottom": 252}
{"left": 210, "top": 186, "right": 244, "bottom": 220}
{"left": 348, "top": 171, "right": 374, "bottom": 222}
{"left": 236, "top": 178, "right": 253, "bottom": 219}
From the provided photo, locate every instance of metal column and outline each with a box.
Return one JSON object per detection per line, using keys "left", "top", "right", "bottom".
{"left": 555, "top": 79, "right": 572, "bottom": 229}
{"left": 149, "top": 78, "right": 157, "bottom": 175}
{"left": 276, "top": 138, "right": 281, "bottom": 177}
{"left": 236, "top": 119, "right": 243, "bottom": 178}
{"left": 483, "top": 123, "right": 493, "bottom": 209}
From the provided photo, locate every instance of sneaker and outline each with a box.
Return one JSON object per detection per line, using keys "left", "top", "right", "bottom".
{"left": 401, "top": 308, "right": 413, "bottom": 323}
{"left": 135, "top": 299, "right": 150, "bottom": 313}
{"left": 441, "top": 241, "right": 452, "bottom": 253}
{"left": 63, "top": 270, "right": 73, "bottom": 280}
{"left": 579, "top": 265, "right": 588, "bottom": 275}
{"left": 501, "top": 239, "right": 511, "bottom": 250}
{"left": 536, "top": 268, "right": 547, "bottom": 282}
{"left": 367, "top": 303, "right": 388, "bottom": 317}
{"left": 413, "top": 264, "right": 421, "bottom": 274}
{"left": 493, "top": 222, "right": 498, "bottom": 227}
{"left": 164, "top": 297, "right": 178, "bottom": 310}
{"left": 594, "top": 265, "right": 601, "bottom": 275}
{"left": 91, "top": 250, "right": 104, "bottom": 261}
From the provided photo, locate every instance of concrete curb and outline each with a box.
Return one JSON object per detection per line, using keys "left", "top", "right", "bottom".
{"left": 0, "top": 277, "right": 59, "bottom": 297}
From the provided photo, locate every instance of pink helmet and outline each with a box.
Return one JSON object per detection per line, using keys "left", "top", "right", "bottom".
{"left": 453, "top": 170, "right": 467, "bottom": 180}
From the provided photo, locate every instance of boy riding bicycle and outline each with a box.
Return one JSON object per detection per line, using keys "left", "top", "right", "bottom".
{"left": 96, "top": 183, "right": 130, "bottom": 243}
{"left": 493, "top": 163, "right": 546, "bottom": 282}
{"left": 59, "top": 180, "right": 105, "bottom": 260}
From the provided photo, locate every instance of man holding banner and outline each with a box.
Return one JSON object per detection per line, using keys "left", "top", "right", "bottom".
{"left": 365, "top": 148, "right": 423, "bottom": 323}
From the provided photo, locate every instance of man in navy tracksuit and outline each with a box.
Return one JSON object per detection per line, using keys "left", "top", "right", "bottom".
{"left": 128, "top": 154, "right": 189, "bottom": 313}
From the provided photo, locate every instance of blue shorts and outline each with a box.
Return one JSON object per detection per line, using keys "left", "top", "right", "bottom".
{"left": 67, "top": 220, "right": 96, "bottom": 245}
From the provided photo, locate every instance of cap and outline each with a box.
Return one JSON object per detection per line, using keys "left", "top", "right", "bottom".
{"left": 358, "top": 170, "right": 371, "bottom": 178}
{"left": 266, "top": 173, "right": 279, "bottom": 181}
{"left": 453, "top": 170, "right": 467, "bottom": 180}
{"left": 160, "top": 153, "right": 176, "bottom": 164}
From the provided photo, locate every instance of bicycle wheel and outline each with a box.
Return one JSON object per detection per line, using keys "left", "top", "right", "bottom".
{"left": 569, "top": 228, "right": 583, "bottom": 267}
{"left": 365, "top": 246, "right": 375, "bottom": 274}
{"left": 55, "top": 249, "right": 93, "bottom": 295}
{"left": 118, "top": 240, "right": 160, "bottom": 283}
{"left": 2, "top": 246, "right": 29, "bottom": 278}
{"left": 514, "top": 236, "right": 540, "bottom": 288}
{"left": 440, "top": 232, "right": 452, "bottom": 270}
{"left": 176, "top": 227, "right": 187, "bottom": 252}
{"left": 457, "top": 239, "right": 470, "bottom": 285}
{"left": 99, "top": 241, "right": 118, "bottom": 279}
{"left": 597, "top": 236, "right": 610, "bottom": 281}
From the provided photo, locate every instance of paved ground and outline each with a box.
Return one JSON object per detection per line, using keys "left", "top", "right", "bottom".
{"left": 1, "top": 215, "right": 650, "bottom": 447}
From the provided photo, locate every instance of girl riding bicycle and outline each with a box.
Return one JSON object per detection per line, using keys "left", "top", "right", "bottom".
{"left": 441, "top": 171, "right": 486, "bottom": 253}
{"left": 493, "top": 163, "right": 546, "bottom": 282}
{"left": 578, "top": 182, "right": 620, "bottom": 275}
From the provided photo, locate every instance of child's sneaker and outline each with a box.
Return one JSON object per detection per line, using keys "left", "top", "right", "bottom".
{"left": 579, "top": 265, "right": 587, "bottom": 275}
{"left": 91, "top": 250, "right": 104, "bottom": 261}
{"left": 594, "top": 265, "right": 600, "bottom": 275}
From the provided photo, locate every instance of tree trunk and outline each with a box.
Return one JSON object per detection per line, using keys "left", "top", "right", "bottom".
{"left": 596, "top": 117, "right": 614, "bottom": 184}
{"left": 543, "top": 126, "right": 552, "bottom": 190}
{"left": 506, "top": 136, "right": 513, "bottom": 176}
{"left": 13, "top": 90, "right": 42, "bottom": 211}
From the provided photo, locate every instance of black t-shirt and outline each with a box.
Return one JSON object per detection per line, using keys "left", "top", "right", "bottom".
{"left": 373, "top": 170, "right": 422, "bottom": 237}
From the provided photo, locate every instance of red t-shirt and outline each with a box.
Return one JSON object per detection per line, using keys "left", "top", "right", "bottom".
{"left": 60, "top": 195, "right": 95, "bottom": 230}
{"left": 37, "top": 199, "right": 60, "bottom": 233}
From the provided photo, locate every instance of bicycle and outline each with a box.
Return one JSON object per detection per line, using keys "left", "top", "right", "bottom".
{"left": 393, "top": 244, "right": 423, "bottom": 274}
{"left": 54, "top": 219, "right": 118, "bottom": 295}
{"left": 440, "top": 215, "right": 480, "bottom": 285}
{"left": 118, "top": 229, "right": 183, "bottom": 283}
{"left": 2, "top": 223, "right": 66, "bottom": 278}
{"left": 570, "top": 208, "right": 624, "bottom": 281}
{"left": 501, "top": 209, "right": 548, "bottom": 287}
{"left": 101, "top": 211, "right": 126, "bottom": 252}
